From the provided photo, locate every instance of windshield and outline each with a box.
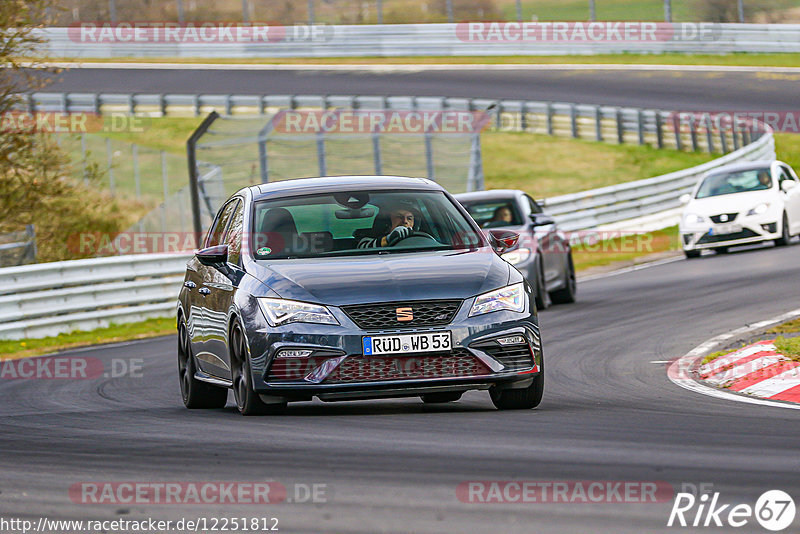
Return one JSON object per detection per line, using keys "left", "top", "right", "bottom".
{"left": 695, "top": 168, "right": 773, "bottom": 199}
{"left": 251, "top": 190, "right": 485, "bottom": 259}
{"left": 460, "top": 199, "right": 523, "bottom": 228}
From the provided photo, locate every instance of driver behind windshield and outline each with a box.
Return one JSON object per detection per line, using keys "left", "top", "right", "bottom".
{"left": 357, "top": 205, "right": 417, "bottom": 248}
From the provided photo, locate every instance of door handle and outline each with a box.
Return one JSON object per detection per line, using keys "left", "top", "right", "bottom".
{"left": 184, "top": 281, "right": 197, "bottom": 289}
{"left": 198, "top": 287, "right": 211, "bottom": 296}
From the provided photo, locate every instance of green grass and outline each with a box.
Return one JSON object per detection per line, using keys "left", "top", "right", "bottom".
{"left": 571, "top": 225, "right": 680, "bottom": 271}
{"left": 775, "top": 336, "right": 800, "bottom": 362}
{"left": 700, "top": 346, "right": 745, "bottom": 365}
{"left": 482, "top": 132, "right": 714, "bottom": 197}
{"left": 768, "top": 318, "right": 800, "bottom": 335}
{"left": 773, "top": 133, "right": 800, "bottom": 172}
{"left": 0, "top": 317, "right": 175, "bottom": 360}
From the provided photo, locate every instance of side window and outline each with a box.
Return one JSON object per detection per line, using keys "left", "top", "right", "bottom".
{"left": 226, "top": 201, "right": 244, "bottom": 266}
{"left": 206, "top": 200, "right": 238, "bottom": 247}
{"left": 526, "top": 195, "right": 543, "bottom": 215}
{"left": 780, "top": 166, "right": 797, "bottom": 183}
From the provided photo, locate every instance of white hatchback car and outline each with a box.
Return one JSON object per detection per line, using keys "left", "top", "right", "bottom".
{"left": 680, "top": 160, "right": 800, "bottom": 258}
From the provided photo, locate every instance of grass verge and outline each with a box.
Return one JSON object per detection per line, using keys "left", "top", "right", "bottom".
{"left": 0, "top": 317, "right": 175, "bottom": 360}
{"left": 49, "top": 53, "right": 800, "bottom": 68}
{"left": 775, "top": 336, "right": 800, "bottom": 362}
{"left": 768, "top": 318, "right": 800, "bottom": 334}
{"left": 572, "top": 225, "right": 680, "bottom": 272}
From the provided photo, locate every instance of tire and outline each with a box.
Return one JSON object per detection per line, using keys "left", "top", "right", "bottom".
{"left": 533, "top": 256, "right": 549, "bottom": 311}
{"left": 684, "top": 249, "right": 701, "bottom": 259}
{"left": 490, "top": 356, "right": 544, "bottom": 410}
{"left": 549, "top": 253, "right": 576, "bottom": 304}
{"left": 714, "top": 246, "right": 729, "bottom": 254}
{"left": 230, "top": 322, "right": 286, "bottom": 416}
{"left": 421, "top": 392, "right": 463, "bottom": 404}
{"left": 775, "top": 213, "right": 791, "bottom": 247}
{"left": 177, "top": 319, "right": 228, "bottom": 409}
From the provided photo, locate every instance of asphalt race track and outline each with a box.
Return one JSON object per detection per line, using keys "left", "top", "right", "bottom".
{"left": 42, "top": 66, "right": 800, "bottom": 110}
{"left": 2, "top": 243, "right": 800, "bottom": 533}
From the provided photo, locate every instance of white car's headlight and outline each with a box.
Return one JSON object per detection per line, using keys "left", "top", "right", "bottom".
{"left": 746, "top": 203, "right": 770, "bottom": 216}
{"left": 683, "top": 213, "right": 705, "bottom": 225}
{"left": 257, "top": 298, "right": 339, "bottom": 326}
{"left": 501, "top": 247, "right": 531, "bottom": 265}
{"left": 469, "top": 283, "right": 526, "bottom": 317}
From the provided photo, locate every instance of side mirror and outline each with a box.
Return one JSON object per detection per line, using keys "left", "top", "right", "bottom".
{"left": 529, "top": 213, "right": 555, "bottom": 227}
{"left": 781, "top": 180, "right": 797, "bottom": 192}
{"left": 679, "top": 193, "right": 692, "bottom": 205}
{"left": 196, "top": 244, "right": 228, "bottom": 266}
{"left": 488, "top": 229, "right": 519, "bottom": 254}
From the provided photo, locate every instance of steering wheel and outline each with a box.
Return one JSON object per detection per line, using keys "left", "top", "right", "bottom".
{"left": 392, "top": 230, "right": 438, "bottom": 246}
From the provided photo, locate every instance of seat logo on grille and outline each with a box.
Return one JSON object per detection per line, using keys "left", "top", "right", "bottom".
{"left": 396, "top": 307, "right": 413, "bottom": 322}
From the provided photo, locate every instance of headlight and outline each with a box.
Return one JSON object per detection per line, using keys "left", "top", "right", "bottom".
{"left": 501, "top": 247, "right": 531, "bottom": 265}
{"left": 257, "top": 298, "right": 339, "bottom": 327}
{"left": 683, "top": 213, "right": 705, "bottom": 225}
{"left": 469, "top": 283, "right": 526, "bottom": 317}
{"left": 746, "top": 203, "right": 770, "bottom": 216}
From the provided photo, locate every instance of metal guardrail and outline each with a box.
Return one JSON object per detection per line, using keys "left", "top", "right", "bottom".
{"left": 37, "top": 23, "right": 800, "bottom": 57}
{"left": 0, "top": 226, "right": 37, "bottom": 268}
{"left": 0, "top": 254, "right": 190, "bottom": 340}
{"left": 543, "top": 131, "right": 775, "bottom": 231}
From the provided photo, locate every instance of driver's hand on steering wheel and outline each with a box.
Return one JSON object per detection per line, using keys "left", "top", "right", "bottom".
{"left": 386, "top": 225, "right": 413, "bottom": 246}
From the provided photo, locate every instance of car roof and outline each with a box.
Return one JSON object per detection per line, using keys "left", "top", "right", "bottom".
{"left": 705, "top": 160, "right": 775, "bottom": 176}
{"left": 453, "top": 189, "right": 524, "bottom": 201}
{"left": 250, "top": 175, "right": 441, "bottom": 201}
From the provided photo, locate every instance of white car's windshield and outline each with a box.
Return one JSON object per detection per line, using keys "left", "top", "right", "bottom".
{"left": 251, "top": 190, "right": 485, "bottom": 259}
{"left": 695, "top": 168, "right": 772, "bottom": 199}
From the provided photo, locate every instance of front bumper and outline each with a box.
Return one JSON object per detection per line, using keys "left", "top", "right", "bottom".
{"left": 680, "top": 215, "right": 780, "bottom": 251}
{"left": 242, "top": 294, "right": 541, "bottom": 400}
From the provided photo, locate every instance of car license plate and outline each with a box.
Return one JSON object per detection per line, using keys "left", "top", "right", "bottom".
{"left": 712, "top": 223, "right": 742, "bottom": 235}
{"left": 363, "top": 332, "right": 451, "bottom": 356}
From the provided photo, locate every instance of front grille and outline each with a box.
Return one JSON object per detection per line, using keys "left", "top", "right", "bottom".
{"left": 697, "top": 228, "right": 759, "bottom": 245}
{"left": 710, "top": 213, "right": 739, "bottom": 224}
{"left": 481, "top": 345, "right": 535, "bottom": 372}
{"left": 342, "top": 300, "right": 462, "bottom": 330}
{"left": 324, "top": 348, "right": 489, "bottom": 383}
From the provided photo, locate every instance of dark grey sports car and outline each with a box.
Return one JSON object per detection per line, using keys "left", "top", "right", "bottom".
{"left": 455, "top": 189, "right": 576, "bottom": 310}
{"left": 177, "top": 176, "right": 543, "bottom": 415}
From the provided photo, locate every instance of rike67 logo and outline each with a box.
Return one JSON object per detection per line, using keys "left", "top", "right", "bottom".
{"left": 668, "top": 488, "right": 796, "bottom": 531}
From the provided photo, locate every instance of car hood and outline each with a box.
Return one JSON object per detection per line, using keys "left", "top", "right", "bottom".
{"left": 685, "top": 190, "right": 775, "bottom": 216}
{"left": 250, "top": 248, "right": 511, "bottom": 306}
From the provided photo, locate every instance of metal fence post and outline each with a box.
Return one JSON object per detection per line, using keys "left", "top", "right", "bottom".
{"left": 637, "top": 109, "right": 645, "bottom": 145}
{"left": 590, "top": 0, "right": 596, "bottom": 21}
{"left": 446, "top": 0, "right": 454, "bottom": 22}
{"left": 616, "top": 108, "right": 624, "bottom": 144}
{"left": 655, "top": 111, "right": 664, "bottom": 148}
{"left": 187, "top": 111, "right": 220, "bottom": 240}
{"left": 703, "top": 114, "right": 714, "bottom": 153}
{"left": 161, "top": 150, "right": 169, "bottom": 234}
{"left": 81, "top": 133, "right": 88, "bottom": 185}
{"left": 308, "top": 0, "right": 315, "bottom": 25}
{"left": 546, "top": 102, "right": 554, "bottom": 136}
{"left": 372, "top": 129, "right": 382, "bottom": 175}
{"left": 176, "top": 0, "right": 184, "bottom": 23}
{"left": 516, "top": 0, "right": 523, "bottom": 22}
{"left": 106, "top": 137, "right": 115, "bottom": 194}
{"left": 317, "top": 132, "right": 327, "bottom": 176}
{"left": 377, "top": 0, "right": 383, "bottom": 24}
{"left": 570, "top": 104, "right": 578, "bottom": 138}
{"left": 159, "top": 94, "right": 167, "bottom": 117}
{"left": 241, "top": 0, "right": 249, "bottom": 22}
{"left": 672, "top": 113, "right": 683, "bottom": 151}
{"left": 133, "top": 144, "right": 141, "bottom": 198}
{"left": 93, "top": 93, "right": 101, "bottom": 114}
{"left": 495, "top": 101, "right": 502, "bottom": 130}
{"left": 27, "top": 93, "right": 35, "bottom": 113}
{"left": 424, "top": 129, "right": 435, "bottom": 181}
{"left": 520, "top": 102, "right": 527, "bottom": 132}
{"left": 664, "top": 0, "right": 671, "bottom": 22}
{"left": 128, "top": 93, "right": 136, "bottom": 115}
{"left": 594, "top": 106, "right": 602, "bottom": 141}
{"left": 689, "top": 116, "right": 699, "bottom": 151}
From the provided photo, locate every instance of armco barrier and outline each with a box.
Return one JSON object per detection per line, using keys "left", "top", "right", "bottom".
{"left": 0, "top": 254, "right": 190, "bottom": 340}
{"left": 36, "top": 23, "right": 800, "bottom": 57}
